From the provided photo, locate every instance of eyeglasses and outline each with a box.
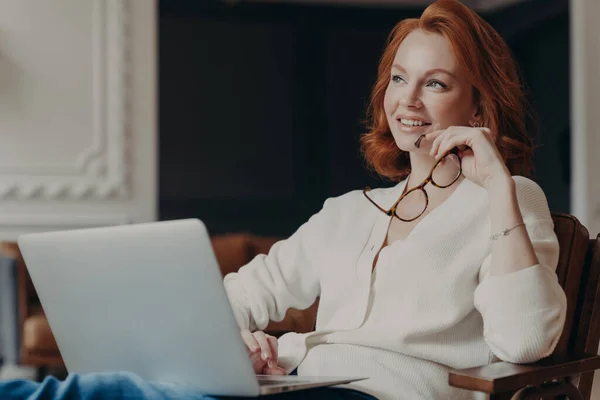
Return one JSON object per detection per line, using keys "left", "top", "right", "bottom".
{"left": 363, "top": 148, "right": 462, "bottom": 222}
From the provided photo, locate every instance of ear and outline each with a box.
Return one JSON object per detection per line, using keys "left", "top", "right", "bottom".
{"left": 469, "top": 103, "right": 482, "bottom": 126}
{"left": 468, "top": 89, "right": 482, "bottom": 121}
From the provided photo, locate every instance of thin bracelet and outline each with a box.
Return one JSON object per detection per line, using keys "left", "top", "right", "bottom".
{"left": 490, "top": 222, "right": 526, "bottom": 241}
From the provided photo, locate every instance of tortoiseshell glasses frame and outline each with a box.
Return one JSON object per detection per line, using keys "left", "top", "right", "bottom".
{"left": 363, "top": 147, "right": 462, "bottom": 222}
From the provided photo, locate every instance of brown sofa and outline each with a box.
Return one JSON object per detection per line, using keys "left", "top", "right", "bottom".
{"left": 1, "top": 233, "right": 319, "bottom": 368}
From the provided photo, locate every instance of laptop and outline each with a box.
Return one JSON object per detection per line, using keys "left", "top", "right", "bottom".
{"left": 17, "top": 219, "right": 367, "bottom": 396}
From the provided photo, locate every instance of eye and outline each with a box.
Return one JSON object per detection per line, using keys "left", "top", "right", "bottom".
{"left": 427, "top": 80, "right": 447, "bottom": 89}
{"left": 391, "top": 75, "right": 406, "bottom": 84}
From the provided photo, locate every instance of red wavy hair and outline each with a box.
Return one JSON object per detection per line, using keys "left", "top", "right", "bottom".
{"left": 360, "top": 0, "right": 535, "bottom": 182}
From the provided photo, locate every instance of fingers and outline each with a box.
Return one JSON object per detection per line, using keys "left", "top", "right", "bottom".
{"left": 253, "top": 331, "right": 273, "bottom": 362}
{"left": 254, "top": 331, "right": 281, "bottom": 369}
{"left": 241, "top": 329, "right": 260, "bottom": 353}
{"left": 434, "top": 132, "right": 455, "bottom": 159}
{"left": 262, "top": 365, "right": 287, "bottom": 376}
{"left": 430, "top": 126, "right": 491, "bottom": 160}
{"left": 422, "top": 124, "right": 445, "bottom": 151}
{"left": 248, "top": 348, "right": 264, "bottom": 367}
{"left": 267, "top": 335, "right": 279, "bottom": 363}
{"left": 242, "top": 330, "right": 284, "bottom": 373}
{"left": 430, "top": 128, "right": 451, "bottom": 158}
{"left": 435, "top": 133, "right": 470, "bottom": 160}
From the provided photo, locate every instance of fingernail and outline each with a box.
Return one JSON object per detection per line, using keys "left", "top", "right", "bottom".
{"left": 262, "top": 352, "right": 269, "bottom": 360}
{"left": 268, "top": 360, "right": 275, "bottom": 368}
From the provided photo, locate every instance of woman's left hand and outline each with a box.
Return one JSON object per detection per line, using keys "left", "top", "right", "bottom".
{"left": 427, "top": 125, "right": 511, "bottom": 189}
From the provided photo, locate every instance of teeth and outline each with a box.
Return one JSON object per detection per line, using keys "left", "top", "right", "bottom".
{"left": 400, "top": 119, "right": 427, "bottom": 126}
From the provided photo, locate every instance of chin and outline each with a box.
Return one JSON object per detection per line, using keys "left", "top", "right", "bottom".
{"left": 392, "top": 132, "right": 426, "bottom": 153}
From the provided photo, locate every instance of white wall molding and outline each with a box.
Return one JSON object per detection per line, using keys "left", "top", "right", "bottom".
{"left": 0, "top": 0, "right": 130, "bottom": 200}
{"left": 0, "top": 213, "right": 131, "bottom": 229}
{"left": 0, "top": 0, "right": 156, "bottom": 240}
{"left": 0, "top": 213, "right": 132, "bottom": 240}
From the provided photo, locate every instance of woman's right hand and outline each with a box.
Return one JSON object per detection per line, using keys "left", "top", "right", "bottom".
{"left": 240, "top": 329, "right": 286, "bottom": 375}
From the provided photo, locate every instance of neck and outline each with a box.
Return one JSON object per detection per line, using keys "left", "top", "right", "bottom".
{"left": 407, "top": 151, "right": 437, "bottom": 187}
{"left": 406, "top": 150, "right": 465, "bottom": 195}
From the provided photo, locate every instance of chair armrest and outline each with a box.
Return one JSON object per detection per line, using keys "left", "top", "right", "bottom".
{"left": 448, "top": 352, "right": 600, "bottom": 394}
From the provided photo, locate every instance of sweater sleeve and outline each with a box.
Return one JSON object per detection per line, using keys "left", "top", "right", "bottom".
{"left": 223, "top": 197, "right": 336, "bottom": 332}
{"left": 473, "top": 177, "right": 568, "bottom": 364}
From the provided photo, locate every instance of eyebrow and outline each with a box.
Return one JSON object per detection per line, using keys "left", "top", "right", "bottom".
{"left": 392, "top": 64, "right": 456, "bottom": 79}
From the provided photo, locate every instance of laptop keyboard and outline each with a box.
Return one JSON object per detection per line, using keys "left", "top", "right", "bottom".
{"left": 257, "top": 378, "right": 310, "bottom": 386}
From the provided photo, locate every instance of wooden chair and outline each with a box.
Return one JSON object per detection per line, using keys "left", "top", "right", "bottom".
{"left": 449, "top": 213, "right": 600, "bottom": 399}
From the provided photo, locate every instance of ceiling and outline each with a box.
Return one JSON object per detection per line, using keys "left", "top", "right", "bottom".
{"left": 240, "top": 0, "right": 534, "bottom": 12}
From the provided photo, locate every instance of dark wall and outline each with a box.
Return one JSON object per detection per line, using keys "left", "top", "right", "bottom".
{"left": 159, "top": 0, "right": 570, "bottom": 237}
{"left": 509, "top": 9, "right": 571, "bottom": 215}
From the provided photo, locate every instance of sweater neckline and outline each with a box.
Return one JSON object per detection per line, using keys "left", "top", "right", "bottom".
{"left": 382, "top": 175, "right": 471, "bottom": 245}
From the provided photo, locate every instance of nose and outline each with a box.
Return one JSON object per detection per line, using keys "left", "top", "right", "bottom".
{"left": 400, "top": 85, "right": 423, "bottom": 109}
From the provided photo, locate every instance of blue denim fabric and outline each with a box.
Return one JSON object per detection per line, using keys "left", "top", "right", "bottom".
{"left": 0, "top": 372, "right": 377, "bottom": 400}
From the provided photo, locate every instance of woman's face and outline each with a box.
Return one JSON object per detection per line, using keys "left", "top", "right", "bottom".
{"left": 383, "top": 29, "right": 477, "bottom": 153}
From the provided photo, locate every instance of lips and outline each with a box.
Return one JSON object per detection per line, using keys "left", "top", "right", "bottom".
{"left": 396, "top": 120, "right": 432, "bottom": 134}
{"left": 397, "top": 117, "right": 432, "bottom": 127}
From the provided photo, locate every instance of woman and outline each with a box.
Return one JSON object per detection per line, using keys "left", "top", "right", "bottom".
{"left": 1, "top": 0, "right": 566, "bottom": 399}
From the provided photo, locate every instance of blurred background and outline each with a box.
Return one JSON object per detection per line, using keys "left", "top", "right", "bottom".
{"left": 160, "top": 0, "right": 572, "bottom": 237}
{"left": 0, "top": 0, "right": 599, "bottom": 396}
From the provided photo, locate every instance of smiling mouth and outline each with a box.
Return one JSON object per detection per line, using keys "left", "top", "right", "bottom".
{"left": 398, "top": 118, "right": 432, "bottom": 127}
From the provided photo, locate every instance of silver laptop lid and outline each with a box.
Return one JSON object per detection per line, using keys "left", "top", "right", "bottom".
{"left": 18, "top": 219, "right": 260, "bottom": 397}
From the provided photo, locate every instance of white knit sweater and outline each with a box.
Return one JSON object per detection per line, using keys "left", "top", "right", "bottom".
{"left": 223, "top": 176, "right": 567, "bottom": 400}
